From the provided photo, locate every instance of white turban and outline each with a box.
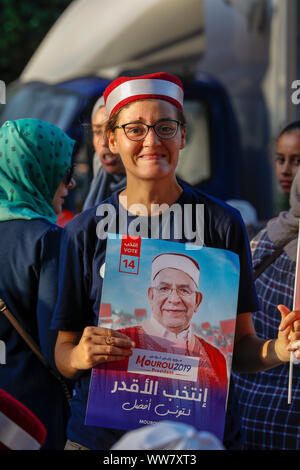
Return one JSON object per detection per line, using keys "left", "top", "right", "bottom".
{"left": 91, "top": 95, "right": 105, "bottom": 121}
{"left": 151, "top": 253, "right": 200, "bottom": 287}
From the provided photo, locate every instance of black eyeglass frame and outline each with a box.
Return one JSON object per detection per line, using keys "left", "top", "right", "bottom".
{"left": 113, "top": 119, "right": 183, "bottom": 141}
{"left": 63, "top": 163, "right": 76, "bottom": 186}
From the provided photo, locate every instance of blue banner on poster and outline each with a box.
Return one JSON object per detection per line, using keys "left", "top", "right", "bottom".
{"left": 85, "top": 235, "right": 240, "bottom": 441}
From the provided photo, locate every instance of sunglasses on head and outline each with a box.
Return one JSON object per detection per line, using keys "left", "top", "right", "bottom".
{"left": 63, "top": 163, "right": 76, "bottom": 186}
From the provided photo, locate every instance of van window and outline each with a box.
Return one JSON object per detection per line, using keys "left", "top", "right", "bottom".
{"left": 0, "top": 83, "right": 81, "bottom": 131}
{"left": 176, "top": 99, "right": 210, "bottom": 185}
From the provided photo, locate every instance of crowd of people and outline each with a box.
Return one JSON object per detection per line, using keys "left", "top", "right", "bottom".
{"left": 1, "top": 72, "right": 300, "bottom": 451}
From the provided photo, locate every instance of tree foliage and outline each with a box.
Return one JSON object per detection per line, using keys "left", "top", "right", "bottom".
{"left": 0, "top": 0, "right": 72, "bottom": 83}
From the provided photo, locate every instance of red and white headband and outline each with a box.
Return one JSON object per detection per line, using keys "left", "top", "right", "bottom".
{"left": 103, "top": 72, "right": 184, "bottom": 117}
{"left": 0, "top": 388, "right": 46, "bottom": 450}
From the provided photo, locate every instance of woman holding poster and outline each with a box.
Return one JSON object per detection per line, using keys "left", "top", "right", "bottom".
{"left": 52, "top": 72, "right": 300, "bottom": 450}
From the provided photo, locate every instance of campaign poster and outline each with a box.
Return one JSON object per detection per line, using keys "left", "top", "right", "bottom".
{"left": 85, "top": 234, "right": 240, "bottom": 441}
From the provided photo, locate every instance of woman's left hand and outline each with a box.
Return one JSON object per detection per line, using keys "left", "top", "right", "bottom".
{"left": 276, "top": 305, "right": 300, "bottom": 361}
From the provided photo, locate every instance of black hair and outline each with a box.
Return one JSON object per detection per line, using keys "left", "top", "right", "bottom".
{"left": 278, "top": 120, "right": 300, "bottom": 138}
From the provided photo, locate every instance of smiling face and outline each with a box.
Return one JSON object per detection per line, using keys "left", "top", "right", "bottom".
{"left": 92, "top": 106, "right": 125, "bottom": 175}
{"left": 108, "top": 100, "right": 186, "bottom": 182}
{"left": 276, "top": 130, "right": 300, "bottom": 194}
{"left": 148, "top": 267, "right": 202, "bottom": 334}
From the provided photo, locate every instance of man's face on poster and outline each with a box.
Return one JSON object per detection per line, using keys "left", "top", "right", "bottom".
{"left": 148, "top": 268, "right": 202, "bottom": 334}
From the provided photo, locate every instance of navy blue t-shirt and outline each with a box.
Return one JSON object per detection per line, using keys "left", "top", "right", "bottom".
{"left": 52, "top": 185, "right": 259, "bottom": 449}
{"left": 0, "top": 219, "right": 70, "bottom": 450}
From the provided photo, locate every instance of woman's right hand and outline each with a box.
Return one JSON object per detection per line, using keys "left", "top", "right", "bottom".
{"left": 70, "top": 326, "right": 135, "bottom": 370}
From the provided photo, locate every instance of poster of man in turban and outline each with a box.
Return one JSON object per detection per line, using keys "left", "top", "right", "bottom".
{"left": 85, "top": 235, "right": 239, "bottom": 441}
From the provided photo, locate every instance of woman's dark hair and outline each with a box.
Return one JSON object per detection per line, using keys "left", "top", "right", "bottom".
{"left": 106, "top": 99, "right": 186, "bottom": 133}
{"left": 278, "top": 120, "right": 300, "bottom": 138}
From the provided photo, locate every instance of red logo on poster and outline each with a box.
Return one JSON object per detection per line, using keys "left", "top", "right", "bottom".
{"left": 119, "top": 236, "right": 141, "bottom": 275}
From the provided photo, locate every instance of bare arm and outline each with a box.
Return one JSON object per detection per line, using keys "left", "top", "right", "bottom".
{"left": 232, "top": 307, "right": 300, "bottom": 373}
{"left": 55, "top": 327, "right": 135, "bottom": 379}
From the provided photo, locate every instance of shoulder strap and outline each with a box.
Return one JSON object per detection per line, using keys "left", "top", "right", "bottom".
{"left": 0, "top": 298, "right": 71, "bottom": 405}
{"left": 253, "top": 235, "right": 298, "bottom": 280}
{"left": 253, "top": 246, "right": 284, "bottom": 280}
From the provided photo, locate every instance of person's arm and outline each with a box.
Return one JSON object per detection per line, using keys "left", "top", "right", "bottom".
{"left": 55, "top": 327, "right": 135, "bottom": 379}
{"left": 36, "top": 226, "right": 63, "bottom": 371}
{"left": 232, "top": 307, "right": 300, "bottom": 373}
{"left": 221, "top": 209, "right": 300, "bottom": 372}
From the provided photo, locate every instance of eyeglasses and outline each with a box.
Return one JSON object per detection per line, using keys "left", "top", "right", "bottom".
{"left": 153, "top": 286, "right": 196, "bottom": 298}
{"left": 113, "top": 120, "right": 182, "bottom": 141}
{"left": 63, "top": 163, "right": 76, "bottom": 186}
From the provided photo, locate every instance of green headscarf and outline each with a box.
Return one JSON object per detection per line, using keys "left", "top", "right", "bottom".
{"left": 0, "top": 119, "right": 75, "bottom": 223}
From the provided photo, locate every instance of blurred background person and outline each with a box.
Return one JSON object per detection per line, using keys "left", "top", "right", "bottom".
{"left": 228, "top": 121, "right": 300, "bottom": 239}
{"left": 233, "top": 167, "right": 300, "bottom": 450}
{"left": 0, "top": 118, "right": 75, "bottom": 449}
{"left": 82, "top": 96, "right": 126, "bottom": 210}
{"left": 275, "top": 121, "right": 300, "bottom": 212}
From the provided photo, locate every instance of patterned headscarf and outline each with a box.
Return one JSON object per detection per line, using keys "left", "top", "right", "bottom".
{"left": 0, "top": 119, "right": 75, "bottom": 223}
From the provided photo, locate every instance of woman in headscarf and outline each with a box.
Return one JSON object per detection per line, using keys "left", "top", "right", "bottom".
{"left": 233, "top": 168, "right": 300, "bottom": 450}
{"left": 0, "top": 118, "right": 76, "bottom": 449}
